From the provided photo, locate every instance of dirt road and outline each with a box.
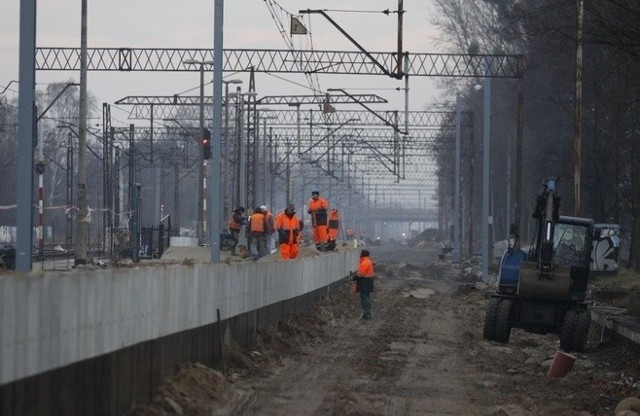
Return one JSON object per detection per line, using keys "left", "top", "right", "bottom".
{"left": 133, "top": 241, "right": 640, "bottom": 416}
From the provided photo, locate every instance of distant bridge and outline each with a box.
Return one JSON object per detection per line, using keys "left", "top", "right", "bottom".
{"left": 367, "top": 207, "right": 438, "bottom": 223}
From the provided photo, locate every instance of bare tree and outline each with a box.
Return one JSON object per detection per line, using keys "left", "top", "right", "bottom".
{"left": 432, "top": 0, "right": 640, "bottom": 269}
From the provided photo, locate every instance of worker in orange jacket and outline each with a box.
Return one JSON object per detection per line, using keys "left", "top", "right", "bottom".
{"left": 247, "top": 207, "right": 268, "bottom": 259}
{"left": 327, "top": 208, "right": 340, "bottom": 251}
{"left": 275, "top": 203, "right": 303, "bottom": 260}
{"left": 352, "top": 249, "right": 375, "bottom": 320}
{"left": 227, "top": 206, "right": 246, "bottom": 256}
{"left": 307, "top": 189, "right": 329, "bottom": 251}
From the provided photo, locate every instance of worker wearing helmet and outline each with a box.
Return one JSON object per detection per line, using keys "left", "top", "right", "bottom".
{"left": 307, "top": 190, "right": 329, "bottom": 251}
{"left": 352, "top": 249, "right": 375, "bottom": 320}
{"left": 275, "top": 203, "right": 303, "bottom": 260}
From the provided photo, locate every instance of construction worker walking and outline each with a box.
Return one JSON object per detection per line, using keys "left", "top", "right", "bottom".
{"left": 307, "top": 189, "right": 329, "bottom": 251}
{"left": 351, "top": 249, "right": 376, "bottom": 320}
{"left": 327, "top": 208, "right": 340, "bottom": 251}
{"left": 275, "top": 203, "right": 303, "bottom": 260}
{"left": 247, "top": 207, "right": 268, "bottom": 260}
{"left": 228, "top": 206, "right": 246, "bottom": 256}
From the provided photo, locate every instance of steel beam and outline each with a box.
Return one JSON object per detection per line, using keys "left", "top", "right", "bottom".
{"left": 36, "top": 47, "right": 523, "bottom": 78}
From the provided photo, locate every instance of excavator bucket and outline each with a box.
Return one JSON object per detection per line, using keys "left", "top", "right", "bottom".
{"left": 517, "top": 261, "right": 572, "bottom": 300}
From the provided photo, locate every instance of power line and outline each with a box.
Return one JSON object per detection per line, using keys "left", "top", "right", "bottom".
{"left": 322, "top": 9, "right": 397, "bottom": 14}
{"left": 262, "top": 0, "right": 323, "bottom": 94}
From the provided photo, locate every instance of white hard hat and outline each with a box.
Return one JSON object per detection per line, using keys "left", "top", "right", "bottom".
{"left": 260, "top": 205, "right": 268, "bottom": 211}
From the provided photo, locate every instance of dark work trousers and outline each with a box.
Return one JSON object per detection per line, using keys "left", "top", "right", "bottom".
{"left": 251, "top": 233, "right": 268, "bottom": 259}
{"left": 230, "top": 229, "right": 240, "bottom": 255}
{"left": 360, "top": 292, "right": 372, "bottom": 319}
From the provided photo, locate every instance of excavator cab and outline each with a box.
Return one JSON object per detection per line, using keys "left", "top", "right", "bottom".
{"left": 551, "top": 221, "right": 589, "bottom": 267}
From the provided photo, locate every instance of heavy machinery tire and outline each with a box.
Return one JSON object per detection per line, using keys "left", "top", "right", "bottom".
{"left": 571, "top": 310, "right": 591, "bottom": 353}
{"left": 483, "top": 297, "right": 500, "bottom": 341}
{"left": 494, "top": 299, "right": 513, "bottom": 344}
{"left": 560, "top": 310, "right": 577, "bottom": 352}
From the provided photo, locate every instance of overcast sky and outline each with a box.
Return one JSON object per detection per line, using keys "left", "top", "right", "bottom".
{"left": 1, "top": 1, "right": 448, "bottom": 125}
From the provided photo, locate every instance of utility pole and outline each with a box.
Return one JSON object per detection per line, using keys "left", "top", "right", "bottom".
{"left": 183, "top": 58, "right": 214, "bottom": 243}
{"left": 573, "top": 0, "right": 584, "bottom": 216}
{"left": 223, "top": 79, "right": 242, "bottom": 222}
{"left": 514, "top": 59, "right": 525, "bottom": 248}
{"left": 396, "top": 0, "right": 404, "bottom": 78}
{"left": 211, "top": 0, "right": 224, "bottom": 261}
{"left": 481, "top": 63, "right": 492, "bottom": 283}
{"left": 286, "top": 139, "right": 291, "bottom": 204}
{"left": 15, "top": 0, "right": 37, "bottom": 272}
{"left": 453, "top": 92, "right": 461, "bottom": 263}
{"left": 75, "top": 0, "right": 88, "bottom": 265}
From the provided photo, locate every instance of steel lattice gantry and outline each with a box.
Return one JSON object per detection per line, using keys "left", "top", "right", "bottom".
{"left": 39, "top": 46, "right": 507, "bottom": 238}
{"left": 113, "top": 94, "right": 390, "bottom": 123}
{"left": 115, "top": 96, "right": 472, "bottom": 128}
{"left": 113, "top": 110, "right": 467, "bottom": 171}
{"left": 99, "top": 120, "right": 452, "bottom": 212}
{"left": 36, "top": 47, "right": 523, "bottom": 78}
{"left": 109, "top": 93, "right": 470, "bottom": 202}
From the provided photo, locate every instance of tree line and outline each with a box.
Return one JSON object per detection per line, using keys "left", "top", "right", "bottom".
{"left": 431, "top": 0, "right": 640, "bottom": 269}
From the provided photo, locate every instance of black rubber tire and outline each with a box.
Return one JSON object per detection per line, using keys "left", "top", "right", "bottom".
{"left": 494, "top": 299, "right": 513, "bottom": 344}
{"left": 571, "top": 310, "right": 592, "bottom": 353}
{"left": 483, "top": 298, "right": 501, "bottom": 341}
{"left": 560, "top": 310, "right": 577, "bottom": 352}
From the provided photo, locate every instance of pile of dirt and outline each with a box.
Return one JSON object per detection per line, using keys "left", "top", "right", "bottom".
{"left": 130, "top": 363, "right": 246, "bottom": 416}
{"left": 160, "top": 246, "right": 212, "bottom": 264}
{"left": 129, "top": 280, "right": 357, "bottom": 416}
{"left": 591, "top": 271, "right": 640, "bottom": 319}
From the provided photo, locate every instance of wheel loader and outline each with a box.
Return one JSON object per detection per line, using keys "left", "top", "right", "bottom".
{"left": 483, "top": 177, "right": 594, "bottom": 352}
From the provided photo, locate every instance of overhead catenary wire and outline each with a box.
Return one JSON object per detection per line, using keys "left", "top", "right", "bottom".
{"left": 301, "top": 13, "right": 323, "bottom": 95}
{"left": 321, "top": 9, "right": 397, "bottom": 14}
{"left": 264, "top": 72, "right": 316, "bottom": 91}
{"left": 262, "top": 0, "right": 323, "bottom": 95}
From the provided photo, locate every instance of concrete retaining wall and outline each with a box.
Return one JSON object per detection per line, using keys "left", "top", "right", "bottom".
{"left": 0, "top": 250, "right": 358, "bottom": 387}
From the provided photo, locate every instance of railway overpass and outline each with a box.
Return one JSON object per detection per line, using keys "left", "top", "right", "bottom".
{"left": 367, "top": 207, "right": 438, "bottom": 223}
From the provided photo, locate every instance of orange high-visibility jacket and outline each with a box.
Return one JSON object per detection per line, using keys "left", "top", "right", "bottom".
{"left": 357, "top": 256, "right": 375, "bottom": 278}
{"left": 275, "top": 212, "right": 302, "bottom": 244}
{"left": 355, "top": 255, "right": 375, "bottom": 293}
{"left": 307, "top": 197, "right": 329, "bottom": 226}
{"left": 250, "top": 212, "right": 266, "bottom": 233}
{"left": 228, "top": 212, "right": 243, "bottom": 231}
{"left": 328, "top": 209, "right": 340, "bottom": 234}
